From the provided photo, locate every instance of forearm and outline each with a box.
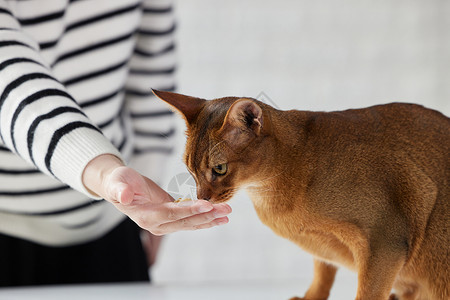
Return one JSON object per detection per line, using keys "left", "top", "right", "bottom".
{"left": 0, "top": 2, "right": 122, "bottom": 198}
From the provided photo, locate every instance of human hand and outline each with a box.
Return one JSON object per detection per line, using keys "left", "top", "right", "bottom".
{"left": 82, "top": 154, "right": 232, "bottom": 235}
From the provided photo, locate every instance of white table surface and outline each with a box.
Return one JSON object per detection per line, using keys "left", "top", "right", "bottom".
{"left": 0, "top": 280, "right": 356, "bottom": 300}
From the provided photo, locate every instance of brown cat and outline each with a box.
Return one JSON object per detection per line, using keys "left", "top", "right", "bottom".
{"left": 153, "top": 89, "right": 449, "bottom": 300}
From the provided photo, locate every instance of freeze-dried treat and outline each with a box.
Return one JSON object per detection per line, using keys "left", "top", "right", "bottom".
{"left": 174, "top": 198, "right": 195, "bottom": 206}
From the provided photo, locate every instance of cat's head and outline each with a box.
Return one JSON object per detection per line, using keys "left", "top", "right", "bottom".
{"left": 153, "top": 90, "right": 273, "bottom": 203}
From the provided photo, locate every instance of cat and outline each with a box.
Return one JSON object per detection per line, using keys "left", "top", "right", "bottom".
{"left": 153, "top": 89, "right": 449, "bottom": 300}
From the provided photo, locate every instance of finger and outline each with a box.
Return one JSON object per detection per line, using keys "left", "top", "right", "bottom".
{"left": 158, "top": 215, "right": 230, "bottom": 234}
{"left": 194, "top": 216, "right": 229, "bottom": 230}
{"left": 158, "top": 200, "right": 214, "bottom": 223}
{"left": 116, "top": 183, "right": 134, "bottom": 205}
{"left": 211, "top": 203, "right": 233, "bottom": 216}
{"left": 161, "top": 201, "right": 232, "bottom": 224}
{"left": 156, "top": 204, "right": 232, "bottom": 233}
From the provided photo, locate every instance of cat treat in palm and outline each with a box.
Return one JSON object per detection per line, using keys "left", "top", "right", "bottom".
{"left": 174, "top": 198, "right": 196, "bottom": 206}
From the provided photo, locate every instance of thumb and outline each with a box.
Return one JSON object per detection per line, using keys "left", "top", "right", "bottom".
{"left": 115, "top": 182, "right": 134, "bottom": 205}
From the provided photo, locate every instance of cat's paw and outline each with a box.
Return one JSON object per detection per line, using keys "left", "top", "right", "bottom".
{"left": 388, "top": 294, "right": 399, "bottom": 300}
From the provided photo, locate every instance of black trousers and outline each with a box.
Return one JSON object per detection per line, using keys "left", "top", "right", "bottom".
{"left": 0, "top": 218, "right": 150, "bottom": 287}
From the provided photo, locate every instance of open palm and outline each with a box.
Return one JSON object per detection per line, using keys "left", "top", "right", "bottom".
{"left": 102, "top": 166, "right": 231, "bottom": 235}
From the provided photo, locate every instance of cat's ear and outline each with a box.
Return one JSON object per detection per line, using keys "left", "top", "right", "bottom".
{"left": 219, "top": 98, "right": 263, "bottom": 146}
{"left": 152, "top": 89, "right": 205, "bottom": 124}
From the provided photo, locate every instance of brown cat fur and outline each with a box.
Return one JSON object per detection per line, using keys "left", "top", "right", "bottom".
{"left": 153, "top": 90, "right": 449, "bottom": 300}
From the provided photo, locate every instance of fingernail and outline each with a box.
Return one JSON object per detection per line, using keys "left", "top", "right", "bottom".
{"left": 198, "top": 205, "right": 213, "bottom": 213}
{"left": 217, "top": 218, "right": 229, "bottom": 225}
{"left": 116, "top": 187, "right": 124, "bottom": 203}
{"left": 214, "top": 211, "right": 230, "bottom": 218}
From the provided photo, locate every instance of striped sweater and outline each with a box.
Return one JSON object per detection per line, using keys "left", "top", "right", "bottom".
{"left": 0, "top": 0, "right": 176, "bottom": 246}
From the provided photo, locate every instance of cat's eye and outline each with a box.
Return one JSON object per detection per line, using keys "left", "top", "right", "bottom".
{"left": 212, "top": 163, "right": 228, "bottom": 176}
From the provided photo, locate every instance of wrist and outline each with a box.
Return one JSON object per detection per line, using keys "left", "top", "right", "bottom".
{"left": 82, "top": 154, "right": 125, "bottom": 198}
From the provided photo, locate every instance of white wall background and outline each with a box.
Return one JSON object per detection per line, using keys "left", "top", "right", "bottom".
{"left": 152, "top": 0, "right": 449, "bottom": 297}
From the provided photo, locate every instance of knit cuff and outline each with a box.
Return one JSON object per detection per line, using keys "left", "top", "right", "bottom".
{"left": 49, "top": 127, "right": 124, "bottom": 199}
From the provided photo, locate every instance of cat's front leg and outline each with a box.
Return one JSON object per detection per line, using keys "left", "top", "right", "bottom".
{"left": 354, "top": 242, "right": 406, "bottom": 300}
{"left": 289, "top": 259, "right": 337, "bottom": 300}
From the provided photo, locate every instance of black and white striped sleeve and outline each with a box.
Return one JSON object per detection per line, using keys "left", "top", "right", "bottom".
{"left": 0, "top": 1, "right": 122, "bottom": 197}
{"left": 125, "top": 0, "right": 177, "bottom": 179}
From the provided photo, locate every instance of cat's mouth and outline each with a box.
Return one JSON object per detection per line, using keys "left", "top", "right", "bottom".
{"left": 209, "top": 189, "right": 235, "bottom": 203}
